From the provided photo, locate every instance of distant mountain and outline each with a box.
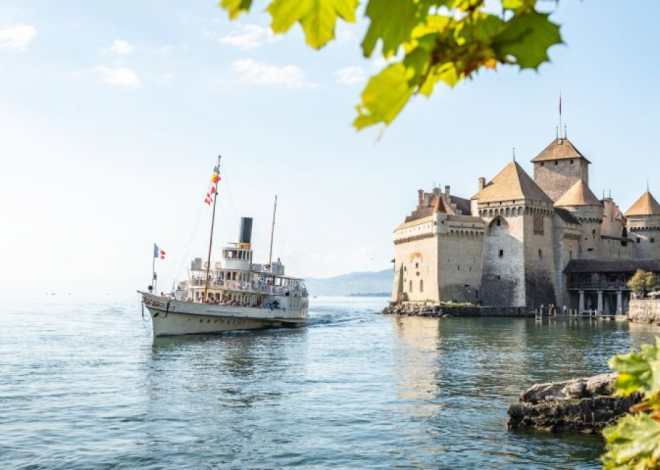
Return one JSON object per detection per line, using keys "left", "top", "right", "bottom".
{"left": 305, "top": 269, "right": 393, "bottom": 297}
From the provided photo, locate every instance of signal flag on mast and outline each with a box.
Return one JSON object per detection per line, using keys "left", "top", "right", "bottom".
{"left": 204, "top": 165, "right": 222, "bottom": 206}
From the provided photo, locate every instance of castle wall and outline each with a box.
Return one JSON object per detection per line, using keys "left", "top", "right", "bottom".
{"left": 392, "top": 216, "right": 440, "bottom": 304}
{"left": 437, "top": 231, "right": 483, "bottom": 303}
{"left": 600, "top": 237, "right": 634, "bottom": 259}
{"left": 601, "top": 199, "right": 625, "bottom": 237}
{"left": 552, "top": 216, "right": 580, "bottom": 309}
{"left": 480, "top": 213, "right": 526, "bottom": 307}
{"left": 522, "top": 208, "right": 556, "bottom": 308}
{"left": 534, "top": 159, "right": 589, "bottom": 202}
{"left": 628, "top": 215, "right": 660, "bottom": 259}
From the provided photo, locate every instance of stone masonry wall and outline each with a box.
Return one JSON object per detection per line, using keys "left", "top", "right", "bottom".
{"left": 480, "top": 215, "right": 526, "bottom": 307}
{"left": 628, "top": 298, "right": 660, "bottom": 325}
{"left": 533, "top": 159, "right": 588, "bottom": 202}
{"left": 392, "top": 233, "right": 439, "bottom": 304}
{"left": 523, "top": 209, "right": 556, "bottom": 308}
{"left": 438, "top": 232, "right": 483, "bottom": 303}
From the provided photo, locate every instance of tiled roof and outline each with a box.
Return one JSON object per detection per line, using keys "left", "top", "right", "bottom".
{"left": 531, "top": 138, "right": 591, "bottom": 164}
{"left": 474, "top": 161, "right": 552, "bottom": 204}
{"left": 624, "top": 191, "right": 660, "bottom": 217}
{"left": 555, "top": 180, "right": 601, "bottom": 207}
{"left": 564, "top": 259, "right": 660, "bottom": 274}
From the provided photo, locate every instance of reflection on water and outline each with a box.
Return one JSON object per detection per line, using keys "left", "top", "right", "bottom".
{"left": 1, "top": 297, "right": 658, "bottom": 469}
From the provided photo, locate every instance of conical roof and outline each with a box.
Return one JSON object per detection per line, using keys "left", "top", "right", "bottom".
{"left": 474, "top": 161, "right": 552, "bottom": 204}
{"left": 433, "top": 196, "right": 447, "bottom": 213}
{"left": 625, "top": 191, "right": 660, "bottom": 217}
{"left": 555, "top": 180, "right": 601, "bottom": 207}
{"left": 531, "top": 138, "right": 591, "bottom": 164}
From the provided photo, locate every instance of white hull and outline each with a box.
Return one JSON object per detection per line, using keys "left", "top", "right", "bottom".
{"left": 141, "top": 292, "right": 307, "bottom": 337}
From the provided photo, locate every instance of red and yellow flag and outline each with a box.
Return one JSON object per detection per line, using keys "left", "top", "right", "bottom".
{"left": 204, "top": 165, "right": 221, "bottom": 206}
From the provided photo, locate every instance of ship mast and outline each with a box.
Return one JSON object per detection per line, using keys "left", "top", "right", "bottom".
{"left": 268, "top": 195, "right": 278, "bottom": 267}
{"left": 203, "top": 155, "right": 221, "bottom": 302}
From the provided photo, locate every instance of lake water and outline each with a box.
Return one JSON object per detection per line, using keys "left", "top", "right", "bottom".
{"left": 1, "top": 296, "right": 658, "bottom": 469}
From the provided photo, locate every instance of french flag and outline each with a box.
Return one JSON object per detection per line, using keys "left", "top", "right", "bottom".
{"left": 153, "top": 243, "right": 166, "bottom": 260}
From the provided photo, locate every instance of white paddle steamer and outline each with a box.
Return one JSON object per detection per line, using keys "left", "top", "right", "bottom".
{"left": 139, "top": 157, "right": 308, "bottom": 337}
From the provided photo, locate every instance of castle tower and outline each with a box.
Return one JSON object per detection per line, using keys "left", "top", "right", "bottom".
{"left": 555, "top": 180, "right": 603, "bottom": 259}
{"left": 625, "top": 191, "right": 660, "bottom": 259}
{"left": 531, "top": 137, "right": 591, "bottom": 202}
{"left": 474, "top": 161, "right": 555, "bottom": 308}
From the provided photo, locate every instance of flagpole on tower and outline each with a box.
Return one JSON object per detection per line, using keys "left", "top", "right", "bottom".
{"left": 558, "top": 92, "right": 563, "bottom": 139}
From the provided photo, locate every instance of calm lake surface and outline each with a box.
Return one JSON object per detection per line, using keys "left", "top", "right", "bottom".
{"left": 1, "top": 296, "right": 658, "bottom": 469}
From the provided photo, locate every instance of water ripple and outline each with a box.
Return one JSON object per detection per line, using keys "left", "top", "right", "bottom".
{"left": 1, "top": 298, "right": 658, "bottom": 468}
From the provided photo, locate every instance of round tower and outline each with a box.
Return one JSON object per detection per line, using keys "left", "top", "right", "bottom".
{"left": 554, "top": 180, "right": 603, "bottom": 259}
{"left": 625, "top": 191, "right": 660, "bottom": 259}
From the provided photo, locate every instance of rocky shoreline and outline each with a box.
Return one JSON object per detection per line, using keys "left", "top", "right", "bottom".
{"left": 382, "top": 303, "right": 532, "bottom": 318}
{"left": 507, "top": 373, "right": 640, "bottom": 434}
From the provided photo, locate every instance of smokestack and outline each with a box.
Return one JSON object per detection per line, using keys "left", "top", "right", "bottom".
{"left": 239, "top": 217, "right": 253, "bottom": 244}
{"left": 478, "top": 177, "right": 486, "bottom": 191}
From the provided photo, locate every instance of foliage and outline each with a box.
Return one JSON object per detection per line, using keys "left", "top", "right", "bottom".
{"left": 218, "top": 0, "right": 563, "bottom": 130}
{"left": 603, "top": 338, "right": 660, "bottom": 469}
{"left": 628, "top": 270, "right": 659, "bottom": 298}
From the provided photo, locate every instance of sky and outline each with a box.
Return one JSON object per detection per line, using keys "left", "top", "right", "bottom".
{"left": 1, "top": 1, "right": 659, "bottom": 299}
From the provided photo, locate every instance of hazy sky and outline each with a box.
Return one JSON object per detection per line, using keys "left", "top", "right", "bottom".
{"left": 1, "top": 1, "right": 659, "bottom": 298}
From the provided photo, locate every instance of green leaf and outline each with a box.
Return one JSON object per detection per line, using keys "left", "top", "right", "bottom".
{"left": 219, "top": 0, "right": 253, "bottom": 19}
{"left": 602, "top": 413, "right": 660, "bottom": 469}
{"left": 492, "top": 11, "right": 561, "bottom": 69}
{"left": 361, "top": 0, "right": 424, "bottom": 58}
{"left": 268, "top": 0, "right": 358, "bottom": 49}
{"left": 354, "top": 63, "right": 414, "bottom": 129}
{"left": 609, "top": 338, "right": 660, "bottom": 398}
{"left": 501, "top": 0, "right": 536, "bottom": 12}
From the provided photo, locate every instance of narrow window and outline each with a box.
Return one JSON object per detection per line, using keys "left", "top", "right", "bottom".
{"left": 554, "top": 161, "right": 559, "bottom": 166}
{"left": 570, "top": 159, "right": 574, "bottom": 164}
{"left": 420, "top": 280, "right": 424, "bottom": 292}
{"left": 496, "top": 218, "right": 501, "bottom": 226}
{"left": 538, "top": 249, "right": 543, "bottom": 259}
{"left": 499, "top": 249, "right": 504, "bottom": 258}
{"left": 651, "top": 238, "right": 656, "bottom": 243}
{"left": 409, "top": 280, "right": 413, "bottom": 292}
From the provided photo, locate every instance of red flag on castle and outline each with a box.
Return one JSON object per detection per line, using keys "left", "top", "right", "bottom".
{"left": 204, "top": 164, "right": 222, "bottom": 205}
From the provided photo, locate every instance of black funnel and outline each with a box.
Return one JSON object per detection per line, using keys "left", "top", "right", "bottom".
{"left": 239, "top": 217, "right": 253, "bottom": 244}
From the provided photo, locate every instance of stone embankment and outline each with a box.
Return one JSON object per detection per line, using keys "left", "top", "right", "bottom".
{"left": 507, "top": 373, "right": 640, "bottom": 434}
{"left": 628, "top": 298, "right": 660, "bottom": 326}
{"left": 383, "top": 303, "right": 533, "bottom": 318}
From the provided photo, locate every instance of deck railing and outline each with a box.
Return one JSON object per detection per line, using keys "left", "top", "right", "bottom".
{"left": 187, "top": 278, "right": 307, "bottom": 297}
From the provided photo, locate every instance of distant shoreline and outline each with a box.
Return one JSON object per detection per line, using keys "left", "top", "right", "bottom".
{"left": 347, "top": 293, "right": 390, "bottom": 298}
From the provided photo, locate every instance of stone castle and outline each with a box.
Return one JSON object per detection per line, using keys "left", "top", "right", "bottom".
{"left": 391, "top": 135, "right": 660, "bottom": 314}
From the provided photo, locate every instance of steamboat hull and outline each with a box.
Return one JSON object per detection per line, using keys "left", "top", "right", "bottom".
{"left": 141, "top": 292, "right": 306, "bottom": 337}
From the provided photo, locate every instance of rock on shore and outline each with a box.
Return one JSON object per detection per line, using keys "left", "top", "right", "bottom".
{"left": 507, "top": 373, "right": 640, "bottom": 434}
